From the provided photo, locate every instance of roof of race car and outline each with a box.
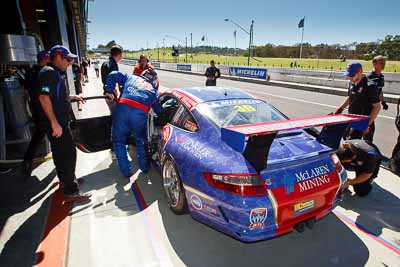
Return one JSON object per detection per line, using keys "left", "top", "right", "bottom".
{"left": 173, "top": 87, "right": 255, "bottom": 104}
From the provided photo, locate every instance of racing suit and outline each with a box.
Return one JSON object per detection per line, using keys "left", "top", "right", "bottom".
{"left": 105, "top": 71, "right": 163, "bottom": 177}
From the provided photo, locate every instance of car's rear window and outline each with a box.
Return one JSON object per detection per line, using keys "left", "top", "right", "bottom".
{"left": 196, "top": 99, "right": 286, "bottom": 127}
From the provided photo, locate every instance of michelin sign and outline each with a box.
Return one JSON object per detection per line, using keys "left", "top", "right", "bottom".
{"left": 177, "top": 64, "right": 192, "bottom": 71}
{"left": 229, "top": 67, "right": 268, "bottom": 80}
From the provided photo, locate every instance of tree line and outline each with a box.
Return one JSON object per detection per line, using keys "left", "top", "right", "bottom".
{"left": 94, "top": 35, "right": 400, "bottom": 61}
{"left": 253, "top": 35, "right": 400, "bottom": 60}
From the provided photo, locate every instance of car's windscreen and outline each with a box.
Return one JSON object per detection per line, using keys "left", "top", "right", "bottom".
{"left": 196, "top": 99, "right": 287, "bottom": 127}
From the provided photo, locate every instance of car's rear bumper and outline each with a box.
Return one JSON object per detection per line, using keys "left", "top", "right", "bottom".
{"left": 185, "top": 187, "right": 341, "bottom": 242}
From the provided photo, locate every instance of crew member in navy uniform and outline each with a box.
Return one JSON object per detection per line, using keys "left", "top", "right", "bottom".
{"left": 37, "top": 45, "right": 91, "bottom": 203}
{"left": 337, "top": 139, "right": 382, "bottom": 196}
{"left": 368, "top": 55, "right": 388, "bottom": 111}
{"left": 101, "top": 45, "right": 123, "bottom": 99}
{"left": 334, "top": 62, "right": 381, "bottom": 142}
{"left": 205, "top": 60, "right": 221, "bottom": 86}
{"left": 22, "top": 50, "right": 50, "bottom": 176}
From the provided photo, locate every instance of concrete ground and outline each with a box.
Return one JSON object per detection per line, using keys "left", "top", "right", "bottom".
{"left": 1, "top": 66, "right": 399, "bottom": 267}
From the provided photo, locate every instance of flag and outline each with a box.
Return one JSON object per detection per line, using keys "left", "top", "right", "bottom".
{"left": 201, "top": 35, "right": 205, "bottom": 41}
{"left": 233, "top": 30, "right": 236, "bottom": 38}
{"left": 298, "top": 17, "right": 305, "bottom": 28}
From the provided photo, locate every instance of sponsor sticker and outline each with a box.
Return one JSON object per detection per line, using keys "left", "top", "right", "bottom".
{"left": 203, "top": 205, "right": 217, "bottom": 215}
{"left": 234, "top": 104, "right": 256, "bottom": 113}
{"left": 190, "top": 194, "right": 202, "bottom": 210}
{"left": 283, "top": 164, "right": 333, "bottom": 195}
{"left": 249, "top": 208, "right": 268, "bottom": 229}
{"left": 294, "top": 199, "right": 315, "bottom": 215}
{"left": 184, "top": 120, "right": 198, "bottom": 131}
{"left": 162, "top": 125, "right": 172, "bottom": 146}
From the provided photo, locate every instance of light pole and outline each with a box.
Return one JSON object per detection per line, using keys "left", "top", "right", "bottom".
{"left": 162, "top": 37, "right": 165, "bottom": 61}
{"left": 224, "top": 18, "right": 254, "bottom": 66}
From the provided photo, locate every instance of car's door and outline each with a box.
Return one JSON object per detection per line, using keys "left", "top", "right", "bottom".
{"left": 71, "top": 96, "right": 113, "bottom": 153}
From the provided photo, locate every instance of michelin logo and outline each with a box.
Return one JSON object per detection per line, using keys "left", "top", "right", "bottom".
{"left": 229, "top": 67, "right": 267, "bottom": 80}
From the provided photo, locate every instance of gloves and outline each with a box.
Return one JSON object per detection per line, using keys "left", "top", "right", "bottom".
{"left": 382, "top": 101, "right": 389, "bottom": 110}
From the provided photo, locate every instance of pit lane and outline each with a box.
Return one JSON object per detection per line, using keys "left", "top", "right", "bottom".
{"left": 2, "top": 66, "right": 398, "bottom": 267}
{"left": 64, "top": 66, "right": 400, "bottom": 267}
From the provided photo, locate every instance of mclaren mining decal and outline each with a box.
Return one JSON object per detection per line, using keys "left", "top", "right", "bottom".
{"left": 294, "top": 164, "right": 331, "bottom": 192}
{"left": 284, "top": 164, "right": 332, "bottom": 195}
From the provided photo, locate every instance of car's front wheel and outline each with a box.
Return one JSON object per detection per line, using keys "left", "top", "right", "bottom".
{"left": 162, "top": 156, "right": 188, "bottom": 214}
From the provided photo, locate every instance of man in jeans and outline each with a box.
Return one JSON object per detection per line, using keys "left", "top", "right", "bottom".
{"left": 38, "top": 45, "right": 91, "bottom": 203}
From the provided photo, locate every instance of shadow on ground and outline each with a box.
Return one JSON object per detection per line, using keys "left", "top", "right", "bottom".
{"left": 0, "top": 167, "right": 57, "bottom": 267}
{"left": 340, "top": 182, "right": 400, "bottom": 237}
{"left": 136, "top": 168, "right": 370, "bottom": 267}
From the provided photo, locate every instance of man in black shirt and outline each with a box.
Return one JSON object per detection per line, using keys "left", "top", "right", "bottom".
{"left": 72, "top": 62, "right": 83, "bottom": 94}
{"left": 368, "top": 55, "right": 388, "bottom": 111}
{"left": 23, "top": 51, "right": 50, "bottom": 176}
{"left": 38, "top": 45, "right": 91, "bottom": 203}
{"left": 205, "top": 60, "right": 221, "bottom": 86}
{"left": 334, "top": 62, "right": 381, "bottom": 142}
{"left": 101, "top": 45, "right": 122, "bottom": 95}
{"left": 337, "top": 139, "right": 382, "bottom": 196}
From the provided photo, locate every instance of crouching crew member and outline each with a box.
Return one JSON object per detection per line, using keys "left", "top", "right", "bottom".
{"left": 336, "top": 139, "right": 382, "bottom": 197}
{"left": 105, "top": 70, "right": 163, "bottom": 178}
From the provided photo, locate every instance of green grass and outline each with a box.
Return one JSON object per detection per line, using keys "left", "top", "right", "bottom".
{"left": 124, "top": 49, "right": 400, "bottom": 72}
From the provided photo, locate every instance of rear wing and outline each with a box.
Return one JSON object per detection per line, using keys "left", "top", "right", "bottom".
{"left": 221, "top": 114, "right": 369, "bottom": 171}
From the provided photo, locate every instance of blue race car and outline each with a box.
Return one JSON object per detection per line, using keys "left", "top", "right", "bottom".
{"left": 73, "top": 86, "right": 369, "bottom": 242}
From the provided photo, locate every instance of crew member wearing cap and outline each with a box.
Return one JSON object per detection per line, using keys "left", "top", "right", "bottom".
{"left": 336, "top": 139, "right": 382, "bottom": 196}
{"left": 133, "top": 55, "right": 155, "bottom": 76}
{"left": 22, "top": 51, "right": 50, "bottom": 176}
{"left": 368, "top": 55, "right": 388, "bottom": 111}
{"left": 104, "top": 70, "right": 163, "bottom": 178}
{"left": 37, "top": 45, "right": 91, "bottom": 203}
{"left": 334, "top": 62, "right": 381, "bottom": 141}
{"left": 205, "top": 60, "right": 221, "bottom": 86}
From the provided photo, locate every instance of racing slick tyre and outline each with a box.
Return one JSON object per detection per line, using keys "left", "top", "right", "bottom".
{"left": 162, "top": 156, "right": 188, "bottom": 215}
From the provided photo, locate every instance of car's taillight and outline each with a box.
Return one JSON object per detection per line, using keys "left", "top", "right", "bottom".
{"left": 203, "top": 173, "right": 267, "bottom": 196}
{"left": 331, "top": 153, "right": 343, "bottom": 172}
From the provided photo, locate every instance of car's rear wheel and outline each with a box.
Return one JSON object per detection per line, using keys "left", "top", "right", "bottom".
{"left": 162, "top": 156, "right": 188, "bottom": 214}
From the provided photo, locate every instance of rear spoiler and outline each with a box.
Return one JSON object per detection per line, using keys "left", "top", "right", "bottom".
{"left": 221, "top": 114, "right": 369, "bottom": 171}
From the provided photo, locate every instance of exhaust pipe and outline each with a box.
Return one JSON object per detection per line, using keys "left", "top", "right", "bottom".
{"left": 295, "top": 222, "right": 306, "bottom": 233}
{"left": 306, "top": 218, "right": 316, "bottom": 229}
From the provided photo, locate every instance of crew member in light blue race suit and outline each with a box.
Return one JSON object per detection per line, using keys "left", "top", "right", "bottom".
{"left": 104, "top": 70, "right": 163, "bottom": 177}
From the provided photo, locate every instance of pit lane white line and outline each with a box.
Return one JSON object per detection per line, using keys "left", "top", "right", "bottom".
{"left": 159, "top": 74, "right": 395, "bottom": 120}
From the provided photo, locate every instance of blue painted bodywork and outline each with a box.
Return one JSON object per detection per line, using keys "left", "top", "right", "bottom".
{"left": 151, "top": 87, "right": 361, "bottom": 242}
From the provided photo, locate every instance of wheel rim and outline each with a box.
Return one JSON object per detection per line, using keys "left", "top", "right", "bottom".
{"left": 162, "top": 160, "right": 181, "bottom": 207}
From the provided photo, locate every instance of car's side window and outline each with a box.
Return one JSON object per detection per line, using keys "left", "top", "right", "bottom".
{"left": 171, "top": 105, "right": 199, "bottom": 132}
{"left": 161, "top": 96, "right": 181, "bottom": 123}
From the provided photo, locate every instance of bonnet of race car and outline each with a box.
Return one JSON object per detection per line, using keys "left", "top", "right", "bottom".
{"left": 221, "top": 114, "right": 370, "bottom": 172}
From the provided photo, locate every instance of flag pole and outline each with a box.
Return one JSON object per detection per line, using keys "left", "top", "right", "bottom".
{"left": 299, "top": 17, "right": 305, "bottom": 63}
{"left": 234, "top": 30, "right": 237, "bottom": 56}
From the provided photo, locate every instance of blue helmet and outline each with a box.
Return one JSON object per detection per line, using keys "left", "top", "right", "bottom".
{"left": 140, "top": 69, "right": 159, "bottom": 89}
